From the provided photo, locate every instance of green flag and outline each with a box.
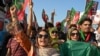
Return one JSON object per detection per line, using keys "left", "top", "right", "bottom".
{"left": 13, "top": 0, "right": 24, "bottom": 9}
{"left": 61, "top": 19, "right": 66, "bottom": 32}
{"left": 60, "top": 40, "right": 100, "bottom": 56}
{"left": 78, "top": 0, "right": 93, "bottom": 24}
{"left": 70, "top": 8, "right": 76, "bottom": 21}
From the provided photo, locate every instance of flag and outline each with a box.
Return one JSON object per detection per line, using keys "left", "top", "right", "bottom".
{"left": 13, "top": 0, "right": 30, "bottom": 21}
{"left": 91, "top": 1, "right": 99, "bottom": 15}
{"left": 17, "top": 10, "right": 25, "bottom": 21}
{"left": 85, "top": 0, "right": 93, "bottom": 11}
{"left": 33, "top": 11, "right": 39, "bottom": 32}
{"left": 61, "top": 10, "right": 71, "bottom": 33}
{"left": 86, "top": 0, "right": 93, "bottom": 18}
{"left": 51, "top": 9, "right": 55, "bottom": 25}
{"left": 42, "top": 9, "right": 48, "bottom": 23}
{"left": 67, "top": 8, "right": 76, "bottom": 24}
{"left": 87, "top": 1, "right": 98, "bottom": 18}
{"left": 63, "top": 8, "right": 76, "bottom": 25}
{"left": 71, "top": 11, "right": 80, "bottom": 24}
{"left": 70, "top": 8, "right": 76, "bottom": 21}
{"left": 78, "top": 0, "right": 94, "bottom": 24}
{"left": 60, "top": 40, "right": 100, "bottom": 56}
{"left": 84, "top": 0, "right": 93, "bottom": 16}
{"left": 61, "top": 19, "right": 66, "bottom": 32}
{"left": 66, "top": 10, "right": 71, "bottom": 25}
{"left": 13, "top": 0, "right": 24, "bottom": 9}
{"left": 67, "top": 10, "right": 71, "bottom": 18}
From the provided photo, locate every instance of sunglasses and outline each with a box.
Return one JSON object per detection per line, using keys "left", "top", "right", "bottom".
{"left": 52, "top": 31, "right": 58, "bottom": 33}
{"left": 70, "top": 33, "right": 79, "bottom": 36}
{"left": 38, "top": 34, "right": 49, "bottom": 38}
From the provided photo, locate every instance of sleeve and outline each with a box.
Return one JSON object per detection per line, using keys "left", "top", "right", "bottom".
{"left": 6, "top": 38, "right": 12, "bottom": 48}
{"left": 15, "top": 31, "right": 31, "bottom": 54}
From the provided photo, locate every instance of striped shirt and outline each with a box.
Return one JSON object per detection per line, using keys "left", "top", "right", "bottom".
{"left": 7, "top": 38, "right": 27, "bottom": 56}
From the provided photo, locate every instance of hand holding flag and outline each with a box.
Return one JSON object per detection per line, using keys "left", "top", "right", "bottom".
{"left": 10, "top": 5, "right": 18, "bottom": 22}
{"left": 42, "top": 9, "right": 48, "bottom": 23}
{"left": 10, "top": 5, "right": 17, "bottom": 16}
{"left": 51, "top": 9, "right": 55, "bottom": 16}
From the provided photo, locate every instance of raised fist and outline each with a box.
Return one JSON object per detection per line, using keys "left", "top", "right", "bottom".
{"left": 10, "top": 5, "right": 17, "bottom": 15}
{"left": 29, "top": 0, "right": 33, "bottom": 9}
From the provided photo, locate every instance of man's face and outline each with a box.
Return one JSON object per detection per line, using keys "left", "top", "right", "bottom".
{"left": 80, "top": 21, "right": 91, "bottom": 33}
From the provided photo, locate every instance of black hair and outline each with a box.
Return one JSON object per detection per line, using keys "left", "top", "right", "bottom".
{"left": 45, "top": 22, "right": 54, "bottom": 29}
{"left": 20, "top": 23, "right": 25, "bottom": 30}
{"left": 0, "top": 0, "right": 5, "bottom": 7}
{"left": 69, "top": 24, "right": 77, "bottom": 28}
{"left": 79, "top": 17, "right": 92, "bottom": 25}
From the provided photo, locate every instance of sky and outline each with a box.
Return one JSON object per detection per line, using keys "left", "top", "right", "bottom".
{"left": 26, "top": 0, "right": 100, "bottom": 26}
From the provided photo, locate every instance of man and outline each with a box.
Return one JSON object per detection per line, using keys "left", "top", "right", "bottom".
{"left": 56, "top": 22, "right": 66, "bottom": 41}
{"left": 79, "top": 17, "right": 97, "bottom": 46}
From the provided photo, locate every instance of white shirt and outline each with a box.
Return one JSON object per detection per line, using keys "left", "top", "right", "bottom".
{"left": 94, "top": 31, "right": 100, "bottom": 47}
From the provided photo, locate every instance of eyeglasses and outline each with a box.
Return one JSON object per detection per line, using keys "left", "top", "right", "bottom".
{"left": 70, "top": 33, "right": 79, "bottom": 36}
{"left": 38, "top": 34, "right": 49, "bottom": 38}
{"left": 52, "top": 31, "right": 58, "bottom": 34}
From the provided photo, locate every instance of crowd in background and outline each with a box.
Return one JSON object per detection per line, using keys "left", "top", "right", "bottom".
{"left": 0, "top": 0, "right": 100, "bottom": 56}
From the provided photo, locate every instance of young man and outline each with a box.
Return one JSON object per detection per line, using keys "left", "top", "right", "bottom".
{"left": 79, "top": 17, "right": 97, "bottom": 46}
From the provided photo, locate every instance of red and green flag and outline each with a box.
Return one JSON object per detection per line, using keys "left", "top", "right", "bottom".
{"left": 70, "top": 8, "right": 76, "bottom": 21}
{"left": 78, "top": 0, "right": 94, "bottom": 24}
{"left": 71, "top": 11, "right": 80, "bottom": 24}
{"left": 86, "top": 0, "right": 98, "bottom": 17}
{"left": 91, "top": 1, "right": 99, "bottom": 15}
{"left": 13, "top": 0, "right": 30, "bottom": 21}
{"left": 65, "top": 8, "right": 76, "bottom": 25}
{"left": 42, "top": 9, "right": 48, "bottom": 23}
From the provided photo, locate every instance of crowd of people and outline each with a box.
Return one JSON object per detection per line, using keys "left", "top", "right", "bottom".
{"left": 0, "top": 1, "right": 100, "bottom": 56}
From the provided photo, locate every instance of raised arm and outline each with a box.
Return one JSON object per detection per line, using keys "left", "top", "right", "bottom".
{"left": 27, "top": 1, "right": 33, "bottom": 36}
{"left": 10, "top": 5, "right": 18, "bottom": 22}
{"left": 9, "top": 5, "right": 31, "bottom": 54}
